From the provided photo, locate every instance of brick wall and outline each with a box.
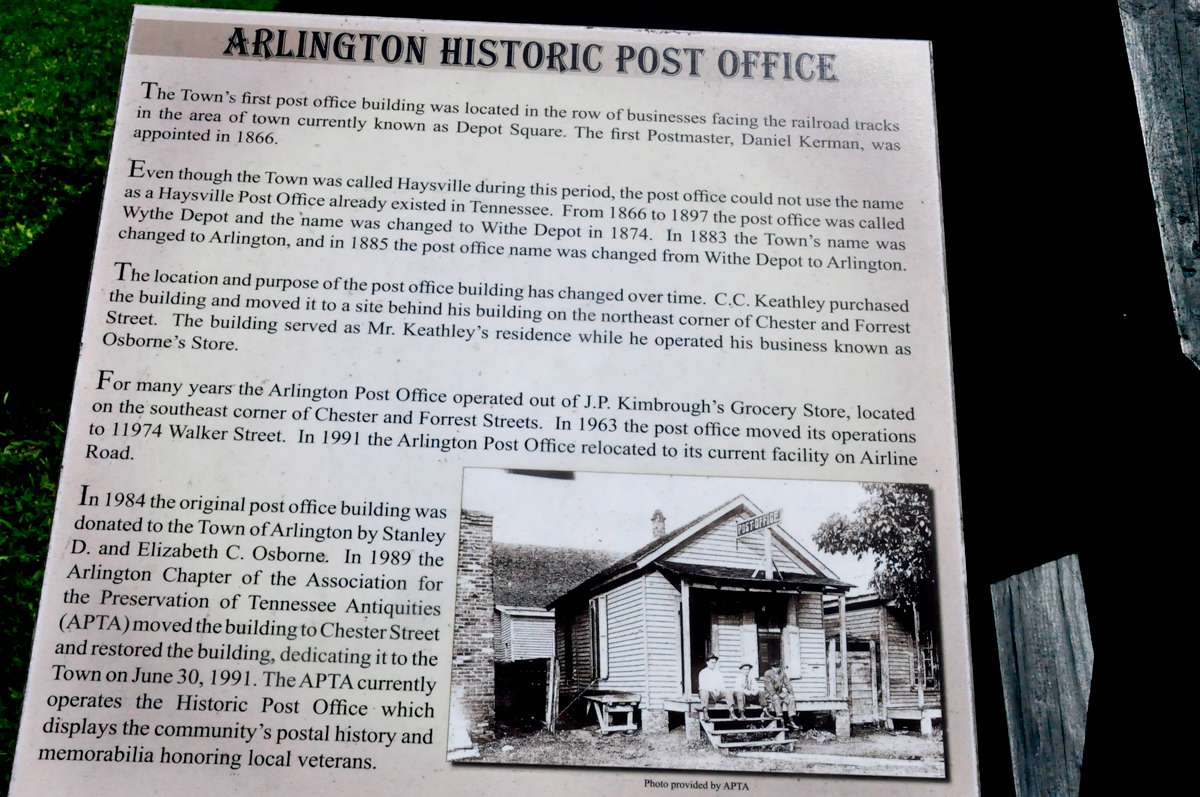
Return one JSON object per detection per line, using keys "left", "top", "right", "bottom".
{"left": 451, "top": 510, "right": 495, "bottom": 741}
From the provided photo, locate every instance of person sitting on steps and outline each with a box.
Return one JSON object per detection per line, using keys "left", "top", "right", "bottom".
{"left": 762, "top": 661, "right": 800, "bottom": 730}
{"left": 697, "top": 654, "right": 732, "bottom": 721}
{"left": 732, "top": 662, "right": 760, "bottom": 720}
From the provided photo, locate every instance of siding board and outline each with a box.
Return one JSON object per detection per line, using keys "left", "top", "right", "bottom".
{"left": 794, "top": 592, "right": 827, "bottom": 699}
{"left": 588, "top": 573, "right": 683, "bottom": 708}
{"left": 511, "top": 616, "right": 554, "bottom": 661}
{"left": 644, "top": 572, "right": 683, "bottom": 707}
{"left": 497, "top": 612, "right": 513, "bottom": 662}
{"left": 666, "top": 512, "right": 812, "bottom": 574}
{"left": 569, "top": 603, "right": 593, "bottom": 684}
{"left": 886, "top": 612, "right": 918, "bottom": 708}
{"left": 597, "top": 578, "right": 646, "bottom": 697}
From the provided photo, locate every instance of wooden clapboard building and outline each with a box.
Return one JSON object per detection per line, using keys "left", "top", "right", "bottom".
{"left": 494, "top": 605, "right": 555, "bottom": 662}
{"left": 548, "top": 496, "right": 856, "bottom": 738}
{"left": 492, "top": 543, "right": 621, "bottom": 662}
{"left": 822, "top": 593, "right": 942, "bottom": 735}
{"left": 488, "top": 543, "right": 621, "bottom": 733}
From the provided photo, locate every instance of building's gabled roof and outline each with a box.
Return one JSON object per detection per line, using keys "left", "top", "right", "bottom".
{"left": 547, "top": 495, "right": 847, "bottom": 608}
{"left": 492, "top": 543, "right": 622, "bottom": 608}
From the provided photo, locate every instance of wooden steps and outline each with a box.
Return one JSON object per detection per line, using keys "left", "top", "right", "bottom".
{"left": 699, "top": 708, "right": 791, "bottom": 750}
{"left": 707, "top": 738, "right": 790, "bottom": 749}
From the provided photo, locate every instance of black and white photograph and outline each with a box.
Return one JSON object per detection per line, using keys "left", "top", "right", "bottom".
{"left": 448, "top": 470, "right": 945, "bottom": 777}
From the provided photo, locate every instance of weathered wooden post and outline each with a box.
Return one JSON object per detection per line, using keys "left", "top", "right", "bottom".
{"left": 827, "top": 639, "right": 836, "bottom": 698}
{"left": 764, "top": 526, "right": 774, "bottom": 580}
{"left": 879, "top": 607, "right": 892, "bottom": 729}
{"left": 1121, "top": 1, "right": 1200, "bottom": 367}
{"left": 868, "top": 639, "right": 879, "bottom": 722}
{"left": 838, "top": 595, "right": 848, "bottom": 698}
{"left": 680, "top": 580, "right": 692, "bottom": 696}
{"left": 545, "top": 656, "right": 559, "bottom": 732}
{"left": 914, "top": 604, "right": 931, "bottom": 736}
{"left": 914, "top": 604, "right": 925, "bottom": 710}
{"left": 990, "top": 555, "right": 1093, "bottom": 797}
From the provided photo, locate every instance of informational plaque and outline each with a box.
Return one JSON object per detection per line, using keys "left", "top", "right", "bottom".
{"left": 10, "top": 6, "right": 977, "bottom": 796}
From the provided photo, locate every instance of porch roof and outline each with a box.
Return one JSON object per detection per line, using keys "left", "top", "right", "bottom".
{"left": 822, "top": 591, "right": 893, "bottom": 612}
{"left": 658, "top": 562, "right": 852, "bottom": 592}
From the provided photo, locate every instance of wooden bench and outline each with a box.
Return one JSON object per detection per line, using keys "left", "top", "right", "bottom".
{"left": 584, "top": 693, "right": 640, "bottom": 734}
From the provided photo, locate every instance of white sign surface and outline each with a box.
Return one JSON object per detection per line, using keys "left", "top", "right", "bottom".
{"left": 11, "top": 7, "right": 975, "bottom": 796}
{"left": 736, "top": 508, "right": 782, "bottom": 536}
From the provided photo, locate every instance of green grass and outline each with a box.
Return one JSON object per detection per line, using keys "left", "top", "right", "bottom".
{"left": 0, "top": 399, "right": 66, "bottom": 784}
{"left": 0, "top": 1, "right": 278, "bottom": 784}
{"left": 0, "top": 1, "right": 280, "bottom": 270}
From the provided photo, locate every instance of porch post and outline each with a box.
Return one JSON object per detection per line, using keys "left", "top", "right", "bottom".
{"left": 681, "top": 580, "right": 692, "bottom": 696}
{"left": 914, "top": 604, "right": 925, "bottom": 709}
{"left": 826, "top": 639, "right": 836, "bottom": 697}
{"left": 838, "top": 594, "right": 848, "bottom": 699}
{"left": 764, "top": 526, "right": 775, "bottom": 579}
{"left": 869, "top": 639, "right": 879, "bottom": 721}
{"left": 879, "top": 607, "right": 892, "bottom": 729}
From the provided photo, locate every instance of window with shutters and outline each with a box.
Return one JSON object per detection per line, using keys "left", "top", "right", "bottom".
{"left": 561, "top": 619, "right": 573, "bottom": 683}
{"left": 918, "top": 630, "right": 940, "bottom": 689}
{"left": 589, "top": 595, "right": 608, "bottom": 680}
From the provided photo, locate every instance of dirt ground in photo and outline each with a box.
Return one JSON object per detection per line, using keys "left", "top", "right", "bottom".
{"left": 468, "top": 725, "right": 946, "bottom": 778}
